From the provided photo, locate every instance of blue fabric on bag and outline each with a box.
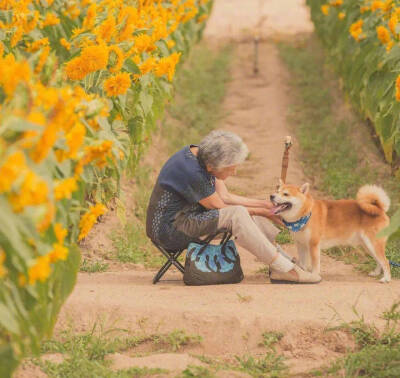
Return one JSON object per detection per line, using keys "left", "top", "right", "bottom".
{"left": 187, "top": 240, "right": 238, "bottom": 273}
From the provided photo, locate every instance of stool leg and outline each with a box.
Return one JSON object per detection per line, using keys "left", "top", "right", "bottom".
{"left": 170, "top": 250, "right": 185, "bottom": 273}
{"left": 153, "top": 260, "right": 172, "bottom": 284}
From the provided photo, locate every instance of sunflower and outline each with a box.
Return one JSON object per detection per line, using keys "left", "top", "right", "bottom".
{"left": 103, "top": 72, "right": 131, "bottom": 97}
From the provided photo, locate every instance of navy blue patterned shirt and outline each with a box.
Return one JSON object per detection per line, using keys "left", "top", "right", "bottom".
{"left": 146, "top": 145, "right": 219, "bottom": 251}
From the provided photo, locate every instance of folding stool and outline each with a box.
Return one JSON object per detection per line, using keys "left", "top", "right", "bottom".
{"left": 151, "top": 242, "right": 185, "bottom": 284}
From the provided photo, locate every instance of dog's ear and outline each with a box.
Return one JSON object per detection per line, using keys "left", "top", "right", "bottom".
{"left": 300, "top": 183, "right": 310, "bottom": 194}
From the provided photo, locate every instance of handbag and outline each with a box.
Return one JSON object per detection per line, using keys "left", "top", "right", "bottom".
{"left": 183, "top": 231, "right": 244, "bottom": 286}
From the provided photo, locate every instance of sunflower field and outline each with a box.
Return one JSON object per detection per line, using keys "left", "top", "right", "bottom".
{"left": 307, "top": 0, "right": 400, "bottom": 237}
{"left": 0, "top": 0, "right": 212, "bottom": 375}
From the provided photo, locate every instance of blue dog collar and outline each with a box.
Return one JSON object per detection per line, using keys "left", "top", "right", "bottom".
{"left": 283, "top": 213, "right": 312, "bottom": 232}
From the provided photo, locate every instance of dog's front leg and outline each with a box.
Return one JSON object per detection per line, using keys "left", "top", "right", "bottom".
{"left": 296, "top": 242, "right": 312, "bottom": 272}
{"left": 310, "top": 242, "right": 321, "bottom": 274}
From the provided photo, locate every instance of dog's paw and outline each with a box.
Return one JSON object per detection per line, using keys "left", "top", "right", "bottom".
{"left": 369, "top": 266, "right": 382, "bottom": 277}
{"left": 369, "top": 271, "right": 381, "bottom": 277}
{"left": 379, "top": 276, "right": 391, "bottom": 283}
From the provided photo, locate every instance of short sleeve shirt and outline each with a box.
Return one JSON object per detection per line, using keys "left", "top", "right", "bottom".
{"left": 146, "top": 145, "right": 219, "bottom": 250}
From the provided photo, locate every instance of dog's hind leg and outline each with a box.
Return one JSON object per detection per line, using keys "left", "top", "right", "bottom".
{"left": 360, "top": 233, "right": 390, "bottom": 283}
{"left": 373, "top": 238, "right": 391, "bottom": 283}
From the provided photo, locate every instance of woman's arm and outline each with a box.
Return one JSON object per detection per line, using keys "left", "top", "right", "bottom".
{"left": 204, "top": 180, "right": 283, "bottom": 226}
{"left": 215, "top": 179, "right": 283, "bottom": 226}
{"left": 215, "top": 179, "right": 273, "bottom": 209}
{"left": 199, "top": 193, "right": 271, "bottom": 217}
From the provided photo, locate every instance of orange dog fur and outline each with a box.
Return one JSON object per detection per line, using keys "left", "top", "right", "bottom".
{"left": 270, "top": 181, "right": 391, "bottom": 283}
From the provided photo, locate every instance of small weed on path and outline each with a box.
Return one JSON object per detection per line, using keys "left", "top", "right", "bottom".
{"left": 312, "top": 303, "right": 400, "bottom": 377}
{"left": 180, "top": 365, "right": 215, "bottom": 377}
{"left": 259, "top": 332, "right": 284, "bottom": 350}
{"left": 236, "top": 292, "right": 253, "bottom": 303}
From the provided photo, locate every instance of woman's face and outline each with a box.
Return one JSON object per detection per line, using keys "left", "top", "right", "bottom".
{"left": 207, "top": 165, "right": 237, "bottom": 180}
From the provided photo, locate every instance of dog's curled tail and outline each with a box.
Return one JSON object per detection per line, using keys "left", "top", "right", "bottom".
{"left": 356, "top": 185, "right": 390, "bottom": 215}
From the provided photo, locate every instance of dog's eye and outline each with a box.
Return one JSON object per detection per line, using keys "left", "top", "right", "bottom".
{"left": 283, "top": 193, "right": 289, "bottom": 197}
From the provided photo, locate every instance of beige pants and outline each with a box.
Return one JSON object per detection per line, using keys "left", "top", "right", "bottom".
{"left": 217, "top": 205, "right": 281, "bottom": 265}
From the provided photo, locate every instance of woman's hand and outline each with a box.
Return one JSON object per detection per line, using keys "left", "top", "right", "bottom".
{"left": 249, "top": 207, "right": 284, "bottom": 226}
{"left": 264, "top": 200, "right": 274, "bottom": 210}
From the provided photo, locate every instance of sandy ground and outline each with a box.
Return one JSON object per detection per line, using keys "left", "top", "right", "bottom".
{"left": 204, "top": 0, "right": 314, "bottom": 41}
{"left": 16, "top": 1, "right": 400, "bottom": 377}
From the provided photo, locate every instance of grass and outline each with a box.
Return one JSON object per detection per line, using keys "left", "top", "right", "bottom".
{"left": 151, "top": 329, "right": 203, "bottom": 352}
{"left": 111, "top": 223, "right": 164, "bottom": 268}
{"left": 34, "top": 322, "right": 202, "bottom": 377}
{"left": 235, "top": 353, "right": 287, "bottom": 378}
{"left": 278, "top": 36, "right": 400, "bottom": 278}
{"left": 180, "top": 365, "right": 215, "bottom": 377}
{"left": 110, "top": 163, "right": 165, "bottom": 268}
{"left": 190, "top": 330, "right": 288, "bottom": 378}
{"left": 311, "top": 303, "right": 400, "bottom": 377}
{"left": 275, "top": 228, "right": 293, "bottom": 245}
{"left": 109, "top": 43, "right": 233, "bottom": 269}
{"left": 80, "top": 259, "right": 109, "bottom": 273}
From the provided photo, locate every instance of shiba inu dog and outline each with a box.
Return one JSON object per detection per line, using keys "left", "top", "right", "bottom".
{"left": 270, "top": 180, "right": 391, "bottom": 283}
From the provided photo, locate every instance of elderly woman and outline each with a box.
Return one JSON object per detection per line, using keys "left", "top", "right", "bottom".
{"left": 146, "top": 130, "right": 321, "bottom": 284}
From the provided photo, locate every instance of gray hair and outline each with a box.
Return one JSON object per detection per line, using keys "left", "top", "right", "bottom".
{"left": 198, "top": 130, "right": 249, "bottom": 170}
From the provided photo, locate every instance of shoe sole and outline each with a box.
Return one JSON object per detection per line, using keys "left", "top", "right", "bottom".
{"left": 270, "top": 279, "right": 321, "bottom": 284}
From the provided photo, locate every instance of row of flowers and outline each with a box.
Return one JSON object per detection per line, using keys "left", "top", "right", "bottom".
{"left": 308, "top": 0, "right": 400, "bottom": 241}
{"left": 0, "top": 0, "right": 212, "bottom": 375}
{"left": 309, "top": 0, "right": 400, "bottom": 165}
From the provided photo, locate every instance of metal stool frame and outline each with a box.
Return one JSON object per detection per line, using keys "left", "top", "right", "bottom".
{"left": 152, "top": 243, "right": 185, "bottom": 284}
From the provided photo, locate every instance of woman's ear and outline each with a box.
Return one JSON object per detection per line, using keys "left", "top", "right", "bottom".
{"left": 300, "top": 183, "right": 310, "bottom": 194}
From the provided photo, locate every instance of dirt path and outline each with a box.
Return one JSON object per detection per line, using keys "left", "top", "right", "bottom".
{"left": 53, "top": 1, "right": 400, "bottom": 376}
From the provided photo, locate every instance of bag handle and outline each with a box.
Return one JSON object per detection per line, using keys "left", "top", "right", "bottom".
{"left": 219, "top": 231, "right": 232, "bottom": 245}
{"left": 201, "top": 230, "right": 231, "bottom": 246}
{"left": 196, "top": 230, "right": 232, "bottom": 258}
